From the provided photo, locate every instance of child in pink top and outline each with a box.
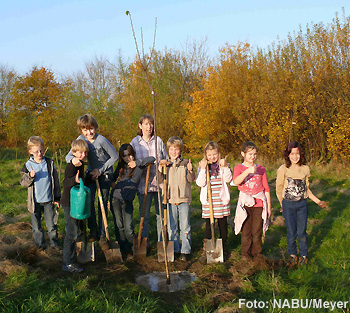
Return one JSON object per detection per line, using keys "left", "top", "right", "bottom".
{"left": 233, "top": 142, "right": 271, "bottom": 259}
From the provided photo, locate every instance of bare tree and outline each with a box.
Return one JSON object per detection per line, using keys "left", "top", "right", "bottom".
{"left": 0, "top": 64, "right": 17, "bottom": 133}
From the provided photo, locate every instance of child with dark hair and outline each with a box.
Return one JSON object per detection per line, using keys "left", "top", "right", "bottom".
{"left": 276, "top": 141, "right": 328, "bottom": 267}
{"left": 110, "top": 143, "right": 155, "bottom": 257}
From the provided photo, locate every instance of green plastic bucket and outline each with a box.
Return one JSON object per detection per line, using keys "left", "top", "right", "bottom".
{"left": 70, "top": 178, "right": 91, "bottom": 220}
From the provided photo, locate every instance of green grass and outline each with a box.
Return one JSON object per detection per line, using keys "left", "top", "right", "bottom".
{"left": 1, "top": 155, "right": 350, "bottom": 312}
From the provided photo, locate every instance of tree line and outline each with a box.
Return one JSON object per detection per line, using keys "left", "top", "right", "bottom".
{"left": 1, "top": 11, "right": 349, "bottom": 162}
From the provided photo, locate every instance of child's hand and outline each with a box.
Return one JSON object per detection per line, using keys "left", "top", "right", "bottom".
{"left": 128, "top": 160, "right": 136, "bottom": 168}
{"left": 246, "top": 164, "right": 257, "bottom": 174}
{"left": 91, "top": 168, "right": 100, "bottom": 180}
{"left": 72, "top": 157, "right": 82, "bottom": 167}
{"left": 198, "top": 159, "right": 207, "bottom": 169}
{"left": 187, "top": 159, "right": 193, "bottom": 172}
{"left": 318, "top": 200, "right": 329, "bottom": 208}
{"left": 30, "top": 166, "right": 35, "bottom": 178}
{"left": 219, "top": 155, "right": 228, "bottom": 167}
{"left": 75, "top": 170, "right": 80, "bottom": 184}
{"left": 159, "top": 159, "right": 168, "bottom": 166}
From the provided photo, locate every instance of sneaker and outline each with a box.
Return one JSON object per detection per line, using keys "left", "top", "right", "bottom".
{"left": 288, "top": 255, "right": 298, "bottom": 268}
{"left": 62, "top": 263, "right": 84, "bottom": 273}
{"left": 298, "top": 256, "right": 308, "bottom": 266}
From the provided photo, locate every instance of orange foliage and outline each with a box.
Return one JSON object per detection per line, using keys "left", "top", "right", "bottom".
{"left": 2, "top": 11, "right": 350, "bottom": 163}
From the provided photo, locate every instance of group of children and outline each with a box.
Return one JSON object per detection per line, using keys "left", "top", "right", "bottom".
{"left": 20, "top": 113, "right": 328, "bottom": 273}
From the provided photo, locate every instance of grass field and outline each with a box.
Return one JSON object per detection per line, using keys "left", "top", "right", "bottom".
{"left": 1, "top": 152, "right": 350, "bottom": 312}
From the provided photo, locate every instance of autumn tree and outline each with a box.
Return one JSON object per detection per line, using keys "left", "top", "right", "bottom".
{"left": 117, "top": 44, "right": 208, "bottom": 146}
{"left": 68, "top": 56, "right": 123, "bottom": 148}
{"left": 4, "top": 67, "right": 71, "bottom": 152}
{"left": 184, "top": 11, "right": 350, "bottom": 161}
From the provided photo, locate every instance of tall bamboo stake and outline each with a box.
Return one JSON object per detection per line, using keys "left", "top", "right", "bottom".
{"left": 126, "top": 10, "right": 171, "bottom": 285}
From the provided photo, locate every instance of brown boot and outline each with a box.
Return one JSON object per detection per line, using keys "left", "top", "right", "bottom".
{"left": 288, "top": 255, "right": 298, "bottom": 268}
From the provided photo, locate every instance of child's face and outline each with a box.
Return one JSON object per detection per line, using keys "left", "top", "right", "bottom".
{"left": 81, "top": 127, "right": 96, "bottom": 142}
{"left": 139, "top": 119, "right": 153, "bottom": 138}
{"left": 73, "top": 150, "right": 88, "bottom": 162}
{"left": 206, "top": 149, "right": 219, "bottom": 164}
{"left": 168, "top": 145, "right": 181, "bottom": 160}
{"left": 241, "top": 148, "right": 257, "bottom": 164}
{"left": 122, "top": 150, "right": 134, "bottom": 163}
{"left": 289, "top": 147, "right": 300, "bottom": 165}
{"left": 29, "top": 145, "right": 44, "bottom": 162}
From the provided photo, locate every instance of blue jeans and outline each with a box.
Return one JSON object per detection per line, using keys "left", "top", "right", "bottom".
{"left": 62, "top": 205, "right": 79, "bottom": 265}
{"left": 111, "top": 197, "right": 134, "bottom": 253}
{"left": 87, "top": 174, "right": 112, "bottom": 239}
{"left": 31, "top": 201, "right": 58, "bottom": 248}
{"left": 282, "top": 198, "right": 308, "bottom": 257}
{"left": 137, "top": 192, "right": 161, "bottom": 242}
{"left": 167, "top": 202, "right": 191, "bottom": 254}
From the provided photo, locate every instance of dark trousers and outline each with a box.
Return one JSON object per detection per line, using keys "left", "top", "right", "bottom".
{"left": 62, "top": 206, "right": 80, "bottom": 265}
{"left": 205, "top": 216, "right": 228, "bottom": 241}
{"left": 241, "top": 206, "right": 263, "bottom": 257}
{"left": 110, "top": 197, "right": 134, "bottom": 253}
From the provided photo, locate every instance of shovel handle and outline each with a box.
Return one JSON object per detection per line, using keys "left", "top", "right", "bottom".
{"left": 96, "top": 179, "right": 110, "bottom": 241}
{"left": 206, "top": 164, "right": 215, "bottom": 242}
{"left": 138, "top": 165, "right": 151, "bottom": 245}
{"left": 161, "top": 164, "right": 169, "bottom": 238}
{"left": 162, "top": 164, "right": 168, "bottom": 205}
{"left": 163, "top": 207, "right": 169, "bottom": 242}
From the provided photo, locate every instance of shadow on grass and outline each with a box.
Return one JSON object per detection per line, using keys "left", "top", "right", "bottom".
{"left": 307, "top": 179, "right": 350, "bottom": 257}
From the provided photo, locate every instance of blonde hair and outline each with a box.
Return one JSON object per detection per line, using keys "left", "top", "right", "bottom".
{"left": 71, "top": 139, "right": 89, "bottom": 153}
{"left": 77, "top": 114, "right": 98, "bottom": 131}
{"left": 203, "top": 141, "right": 221, "bottom": 161}
{"left": 167, "top": 136, "right": 183, "bottom": 153}
{"left": 27, "top": 136, "right": 44, "bottom": 151}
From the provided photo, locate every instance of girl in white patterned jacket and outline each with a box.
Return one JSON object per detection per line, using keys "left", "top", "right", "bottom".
{"left": 196, "top": 141, "right": 232, "bottom": 255}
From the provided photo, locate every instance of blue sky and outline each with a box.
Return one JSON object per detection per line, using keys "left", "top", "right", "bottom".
{"left": 0, "top": 0, "right": 348, "bottom": 75}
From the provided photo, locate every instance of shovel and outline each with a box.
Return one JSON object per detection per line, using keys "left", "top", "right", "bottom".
{"left": 204, "top": 164, "right": 224, "bottom": 263}
{"left": 133, "top": 164, "right": 151, "bottom": 258}
{"left": 157, "top": 164, "right": 174, "bottom": 262}
{"left": 76, "top": 219, "right": 95, "bottom": 263}
{"left": 96, "top": 179, "right": 122, "bottom": 263}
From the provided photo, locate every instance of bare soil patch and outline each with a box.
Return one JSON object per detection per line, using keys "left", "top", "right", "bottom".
{"left": 0, "top": 220, "right": 281, "bottom": 311}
